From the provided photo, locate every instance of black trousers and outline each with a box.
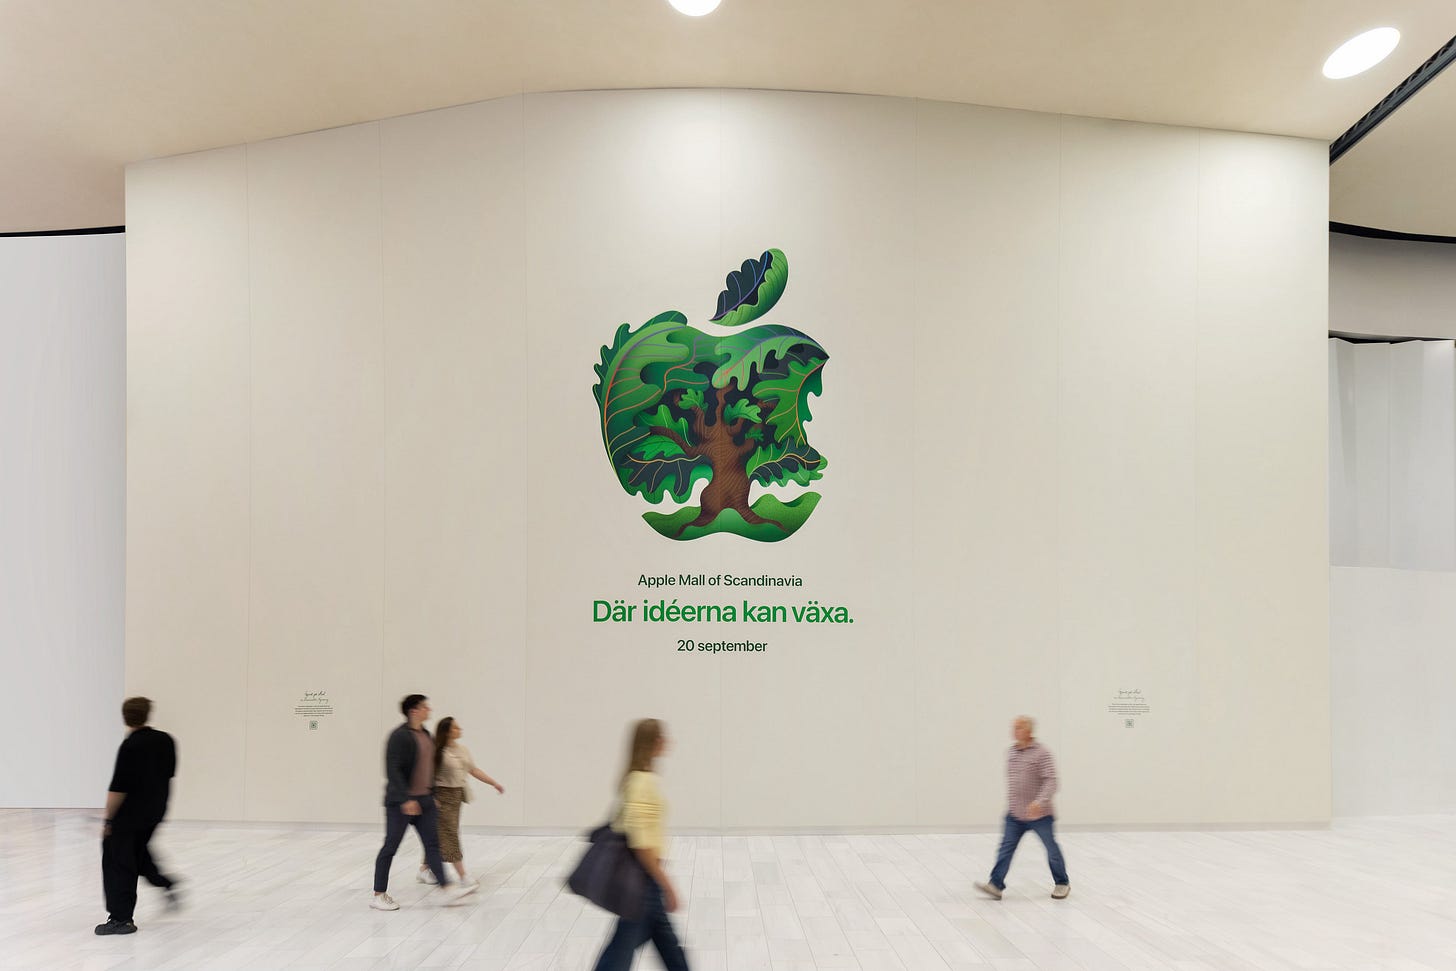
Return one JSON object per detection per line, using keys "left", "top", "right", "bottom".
{"left": 102, "top": 819, "right": 173, "bottom": 922}
{"left": 374, "top": 792, "right": 446, "bottom": 892}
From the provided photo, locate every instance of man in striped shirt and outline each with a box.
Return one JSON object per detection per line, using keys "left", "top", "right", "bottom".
{"left": 975, "top": 715, "right": 1070, "bottom": 900}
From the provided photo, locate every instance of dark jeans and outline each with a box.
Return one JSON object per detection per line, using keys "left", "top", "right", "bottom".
{"left": 102, "top": 819, "right": 173, "bottom": 921}
{"left": 592, "top": 881, "right": 690, "bottom": 971}
{"left": 374, "top": 792, "right": 446, "bottom": 893}
{"left": 989, "top": 813, "right": 1068, "bottom": 889}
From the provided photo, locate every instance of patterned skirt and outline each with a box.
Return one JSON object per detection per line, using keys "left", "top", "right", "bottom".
{"left": 435, "top": 786, "right": 465, "bottom": 863}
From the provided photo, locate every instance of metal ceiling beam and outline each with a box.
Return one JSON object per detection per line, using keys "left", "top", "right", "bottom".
{"left": 1330, "top": 33, "right": 1456, "bottom": 165}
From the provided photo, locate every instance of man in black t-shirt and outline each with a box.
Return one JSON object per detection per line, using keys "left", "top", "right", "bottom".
{"left": 95, "top": 697, "right": 179, "bottom": 936}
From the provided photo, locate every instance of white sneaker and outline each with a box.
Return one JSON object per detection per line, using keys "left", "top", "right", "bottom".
{"left": 416, "top": 868, "right": 438, "bottom": 885}
{"left": 370, "top": 893, "right": 400, "bottom": 911}
{"left": 445, "top": 879, "right": 480, "bottom": 902}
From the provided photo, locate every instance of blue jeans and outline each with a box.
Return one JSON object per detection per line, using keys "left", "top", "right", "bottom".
{"left": 989, "top": 813, "right": 1068, "bottom": 889}
{"left": 592, "top": 881, "right": 689, "bottom": 971}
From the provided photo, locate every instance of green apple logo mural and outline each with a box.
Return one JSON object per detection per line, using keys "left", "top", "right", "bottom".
{"left": 592, "top": 249, "right": 828, "bottom": 542}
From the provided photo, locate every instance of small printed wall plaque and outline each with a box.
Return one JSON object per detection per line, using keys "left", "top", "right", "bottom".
{"left": 1107, "top": 688, "right": 1150, "bottom": 726}
{"left": 294, "top": 690, "right": 334, "bottom": 727}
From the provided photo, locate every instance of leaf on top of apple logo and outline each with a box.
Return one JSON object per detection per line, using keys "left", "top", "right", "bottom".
{"left": 711, "top": 248, "right": 788, "bottom": 328}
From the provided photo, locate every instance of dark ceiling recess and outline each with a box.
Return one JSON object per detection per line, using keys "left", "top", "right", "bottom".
{"left": 0, "top": 225, "right": 124, "bottom": 238}
{"left": 1330, "top": 221, "right": 1456, "bottom": 245}
{"left": 1329, "top": 33, "right": 1456, "bottom": 165}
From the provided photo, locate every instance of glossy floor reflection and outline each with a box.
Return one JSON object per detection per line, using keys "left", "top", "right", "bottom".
{"left": 2, "top": 811, "right": 1453, "bottom": 970}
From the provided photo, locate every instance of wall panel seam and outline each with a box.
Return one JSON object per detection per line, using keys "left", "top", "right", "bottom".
{"left": 244, "top": 143, "right": 255, "bottom": 820}
{"left": 1193, "top": 131, "right": 1203, "bottom": 817}
{"left": 520, "top": 92, "right": 531, "bottom": 827}
{"left": 378, "top": 123, "right": 388, "bottom": 776}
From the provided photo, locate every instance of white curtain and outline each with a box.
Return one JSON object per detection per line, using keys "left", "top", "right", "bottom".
{"left": 0, "top": 233, "right": 125, "bottom": 807}
{"left": 1329, "top": 338, "right": 1456, "bottom": 570}
{"left": 1329, "top": 338, "right": 1456, "bottom": 814}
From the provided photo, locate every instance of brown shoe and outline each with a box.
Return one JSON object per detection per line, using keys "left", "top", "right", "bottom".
{"left": 1052, "top": 884, "right": 1070, "bottom": 899}
{"left": 974, "top": 881, "right": 1003, "bottom": 900}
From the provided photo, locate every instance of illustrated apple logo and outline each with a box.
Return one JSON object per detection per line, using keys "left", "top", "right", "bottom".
{"left": 592, "top": 249, "right": 828, "bottom": 542}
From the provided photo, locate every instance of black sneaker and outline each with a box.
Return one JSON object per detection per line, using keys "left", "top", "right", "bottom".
{"left": 94, "top": 919, "right": 137, "bottom": 936}
{"left": 163, "top": 884, "right": 182, "bottom": 912}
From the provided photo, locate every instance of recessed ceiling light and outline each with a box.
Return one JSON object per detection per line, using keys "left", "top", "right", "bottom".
{"left": 1323, "top": 27, "right": 1401, "bottom": 79}
{"left": 668, "top": 0, "right": 721, "bottom": 15}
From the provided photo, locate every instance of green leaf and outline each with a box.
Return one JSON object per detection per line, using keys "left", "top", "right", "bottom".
{"left": 724, "top": 399, "right": 762, "bottom": 424}
{"left": 745, "top": 442, "right": 827, "bottom": 487}
{"left": 679, "top": 387, "right": 706, "bottom": 411}
{"left": 753, "top": 356, "right": 826, "bottom": 446}
{"left": 711, "top": 324, "right": 826, "bottom": 392}
{"left": 632, "top": 407, "right": 692, "bottom": 460}
{"left": 746, "top": 426, "right": 765, "bottom": 442}
{"left": 712, "top": 248, "right": 788, "bottom": 328}
{"left": 636, "top": 404, "right": 689, "bottom": 437}
{"left": 618, "top": 451, "right": 713, "bottom": 504}
{"left": 593, "top": 312, "right": 688, "bottom": 449}
{"left": 593, "top": 311, "right": 711, "bottom": 502}
{"left": 635, "top": 435, "right": 687, "bottom": 459}
{"left": 640, "top": 329, "right": 718, "bottom": 400}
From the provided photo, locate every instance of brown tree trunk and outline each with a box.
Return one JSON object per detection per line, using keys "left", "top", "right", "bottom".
{"left": 675, "top": 409, "right": 784, "bottom": 536}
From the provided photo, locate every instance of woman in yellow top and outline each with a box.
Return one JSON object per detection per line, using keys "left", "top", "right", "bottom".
{"left": 592, "top": 718, "right": 689, "bottom": 971}
{"left": 416, "top": 717, "right": 504, "bottom": 890}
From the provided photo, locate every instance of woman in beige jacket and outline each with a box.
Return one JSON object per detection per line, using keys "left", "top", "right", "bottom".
{"left": 417, "top": 716, "right": 504, "bottom": 889}
{"left": 591, "top": 718, "right": 688, "bottom": 971}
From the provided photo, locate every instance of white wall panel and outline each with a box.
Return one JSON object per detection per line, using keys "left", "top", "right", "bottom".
{"left": 1056, "top": 116, "right": 1200, "bottom": 825}
{"left": 125, "top": 149, "right": 251, "bottom": 819}
{"left": 127, "top": 91, "right": 1330, "bottom": 828}
{"left": 523, "top": 90, "right": 728, "bottom": 829}
{"left": 715, "top": 91, "right": 918, "bottom": 828}
{"left": 911, "top": 100, "right": 1061, "bottom": 828}
{"left": 1194, "top": 131, "right": 1329, "bottom": 823}
{"left": 380, "top": 99, "right": 529, "bottom": 827}
{"left": 1, "top": 233, "right": 125, "bottom": 808}
{"left": 244, "top": 124, "right": 387, "bottom": 822}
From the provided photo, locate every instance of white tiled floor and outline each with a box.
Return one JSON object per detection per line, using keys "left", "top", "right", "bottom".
{"left": 2, "top": 810, "right": 1453, "bottom": 970}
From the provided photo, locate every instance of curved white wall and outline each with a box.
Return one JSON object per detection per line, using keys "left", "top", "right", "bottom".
{"left": 0, "top": 233, "right": 125, "bottom": 808}
{"left": 126, "top": 90, "right": 1330, "bottom": 829}
{"left": 1330, "top": 232, "right": 1456, "bottom": 340}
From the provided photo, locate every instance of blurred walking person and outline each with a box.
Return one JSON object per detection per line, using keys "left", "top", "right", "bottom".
{"left": 975, "top": 715, "right": 1070, "bottom": 900}
{"left": 95, "top": 697, "right": 179, "bottom": 935}
{"left": 591, "top": 718, "right": 689, "bottom": 971}
{"left": 371, "top": 694, "right": 476, "bottom": 910}
{"left": 415, "top": 716, "right": 504, "bottom": 889}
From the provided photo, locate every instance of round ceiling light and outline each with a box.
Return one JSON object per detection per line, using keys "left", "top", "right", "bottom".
{"left": 668, "top": 0, "right": 721, "bottom": 15}
{"left": 1322, "top": 27, "right": 1401, "bottom": 79}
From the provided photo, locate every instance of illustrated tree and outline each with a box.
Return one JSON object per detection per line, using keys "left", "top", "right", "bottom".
{"left": 592, "top": 249, "right": 829, "bottom": 541}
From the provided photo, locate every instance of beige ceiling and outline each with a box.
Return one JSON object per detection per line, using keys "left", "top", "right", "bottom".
{"left": 1331, "top": 58, "right": 1456, "bottom": 236}
{"left": 3, "top": 0, "right": 1454, "bottom": 233}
